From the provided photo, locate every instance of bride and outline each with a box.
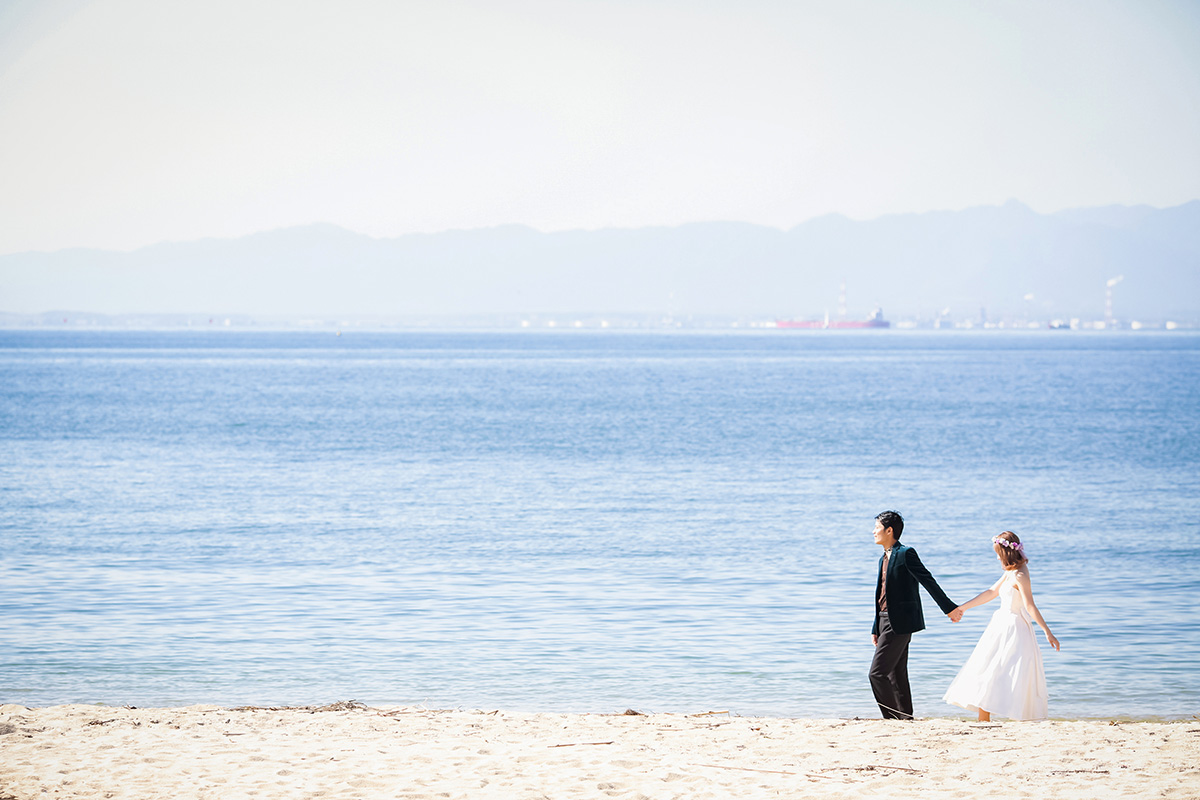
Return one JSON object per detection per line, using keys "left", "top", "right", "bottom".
{"left": 943, "top": 531, "right": 1060, "bottom": 721}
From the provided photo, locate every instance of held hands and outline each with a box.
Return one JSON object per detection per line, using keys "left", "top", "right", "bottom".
{"left": 948, "top": 607, "right": 964, "bottom": 623}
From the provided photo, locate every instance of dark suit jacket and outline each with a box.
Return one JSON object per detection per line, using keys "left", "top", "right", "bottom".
{"left": 872, "top": 543, "right": 957, "bottom": 636}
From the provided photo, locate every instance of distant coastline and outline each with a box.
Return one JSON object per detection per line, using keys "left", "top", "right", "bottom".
{"left": 3, "top": 201, "right": 1198, "bottom": 323}
{"left": 1, "top": 311, "right": 1196, "bottom": 331}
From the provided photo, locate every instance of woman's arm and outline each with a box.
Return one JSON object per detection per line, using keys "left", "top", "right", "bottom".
{"left": 955, "top": 582, "right": 1003, "bottom": 614}
{"left": 954, "top": 574, "right": 1005, "bottom": 613}
{"left": 1015, "top": 569, "right": 1061, "bottom": 651}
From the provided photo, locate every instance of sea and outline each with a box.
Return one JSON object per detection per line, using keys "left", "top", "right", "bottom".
{"left": 2, "top": 329, "right": 1198, "bottom": 719}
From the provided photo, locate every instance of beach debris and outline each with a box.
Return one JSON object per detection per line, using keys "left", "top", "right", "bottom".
{"left": 688, "top": 763, "right": 796, "bottom": 775}
{"left": 549, "top": 741, "right": 615, "bottom": 747}
{"left": 230, "top": 700, "right": 371, "bottom": 714}
{"left": 687, "top": 710, "right": 730, "bottom": 717}
{"left": 311, "top": 700, "right": 370, "bottom": 713}
{"left": 689, "top": 763, "right": 854, "bottom": 782}
{"left": 821, "top": 764, "right": 924, "bottom": 774}
{"left": 375, "top": 706, "right": 458, "bottom": 716}
{"left": 1049, "top": 769, "right": 1110, "bottom": 775}
{"left": 621, "top": 709, "right": 646, "bottom": 716}
{"left": 86, "top": 718, "right": 118, "bottom": 726}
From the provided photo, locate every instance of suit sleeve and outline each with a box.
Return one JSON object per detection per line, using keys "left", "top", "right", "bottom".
{"left": 903, "top": 547, "right": 957, "bottom": 615}
{"left": 871, "top": 555, "right": 882, "bottom": 636}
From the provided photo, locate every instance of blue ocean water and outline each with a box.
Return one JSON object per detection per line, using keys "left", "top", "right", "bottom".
{"left": 1, "top": 330, "right": 1198, "bottom": 719}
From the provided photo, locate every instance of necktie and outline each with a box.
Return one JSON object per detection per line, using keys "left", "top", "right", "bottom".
{"left": 879, "top": 550, "right": 889, "bottom": 611}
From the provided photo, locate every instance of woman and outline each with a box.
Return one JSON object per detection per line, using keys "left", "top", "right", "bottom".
{"left": 943, "top": 531, "right": 1060, "bottom": 721}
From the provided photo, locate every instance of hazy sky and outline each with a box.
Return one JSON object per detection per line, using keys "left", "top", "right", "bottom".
{"left": 1, "top": 0, "right": 1198, "bottom": 254}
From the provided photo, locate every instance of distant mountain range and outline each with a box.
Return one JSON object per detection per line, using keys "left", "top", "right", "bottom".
{"left": 3, "top": 200, "right": 1198, "bottom": 320}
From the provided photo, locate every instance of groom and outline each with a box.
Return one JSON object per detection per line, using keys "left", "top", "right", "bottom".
{"left": 870, "top": 510, "right": 961, "bottom": 719}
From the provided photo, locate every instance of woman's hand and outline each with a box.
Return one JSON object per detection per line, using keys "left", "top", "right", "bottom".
{"left": 1046, "top": 632, "right": 1060, "bottom": 651}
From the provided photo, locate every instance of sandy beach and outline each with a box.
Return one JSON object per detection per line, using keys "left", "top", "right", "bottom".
{"left": 2, "top": 702, "right": 1196, "bottom": 799}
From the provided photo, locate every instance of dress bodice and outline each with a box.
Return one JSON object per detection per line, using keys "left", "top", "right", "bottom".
{"left": 998, "top": 571, "right": 1028, "bottom": 618}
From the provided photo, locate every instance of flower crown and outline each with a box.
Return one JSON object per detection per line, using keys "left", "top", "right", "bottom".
{"left": 992, "top": 536, "right": 1024, "bottom": 551}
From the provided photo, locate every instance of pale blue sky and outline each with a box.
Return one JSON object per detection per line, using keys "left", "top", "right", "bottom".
{"left": 1, "top": 0, "right": 1197, "bottom": 254}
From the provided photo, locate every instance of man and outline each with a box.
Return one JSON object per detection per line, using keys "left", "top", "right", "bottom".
{"left": 870, "top": 510, "right": 961, "bottom": 719}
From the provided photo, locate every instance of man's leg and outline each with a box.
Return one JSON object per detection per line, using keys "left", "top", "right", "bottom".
{"left": 892, "top": 634, "right": 912, "bottom": 718}
{"left": 869, "top": 612, "right": 913, "bottom": 720}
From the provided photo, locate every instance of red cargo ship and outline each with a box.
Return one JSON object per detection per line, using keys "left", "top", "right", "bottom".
{"left": 777, "top": 307, "right": 890, "bottom": 329}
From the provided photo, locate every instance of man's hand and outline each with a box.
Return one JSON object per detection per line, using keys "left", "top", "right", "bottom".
{"left": 871, "top": 634, "right": 878, "bottom": 646}
{"left": 948, "top": 607, "right": 964, "bottom": 623}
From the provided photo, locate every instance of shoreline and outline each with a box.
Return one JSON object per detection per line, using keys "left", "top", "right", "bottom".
{"left": 3, "top": 703, "right": 1196, "bottom": 799}
{"left": 3, "top": 700, "right": 1193, "bottom": 723}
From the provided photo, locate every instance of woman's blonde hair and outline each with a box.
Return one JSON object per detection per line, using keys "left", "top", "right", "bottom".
{"left": 993, "top": 530, "right": 1028, "bottom": 570}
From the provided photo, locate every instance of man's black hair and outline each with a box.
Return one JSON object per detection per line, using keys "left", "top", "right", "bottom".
{"left": 876, "top": 510, "right": 904, "bottom": 540}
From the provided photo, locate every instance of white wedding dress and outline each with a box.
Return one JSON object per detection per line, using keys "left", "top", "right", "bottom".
{"left": 943, "top": 570, "right": 1048, "bottom": 720}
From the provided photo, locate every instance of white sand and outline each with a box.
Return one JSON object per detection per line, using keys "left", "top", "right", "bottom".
{"left": 2, "top": 703, "right": 1196, "bottom": 799}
